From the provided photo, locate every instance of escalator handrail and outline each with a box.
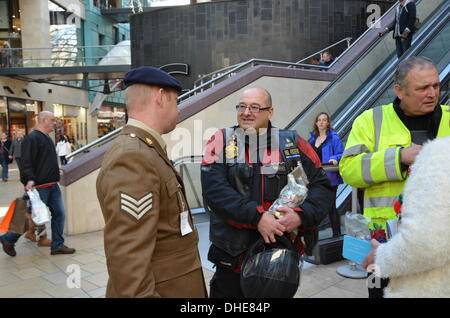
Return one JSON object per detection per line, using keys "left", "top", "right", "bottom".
{"left": 66, "top": 126, "right": 124, "bottom": 160}
{"left": 284, "top": 0, "right": 436, "bottom": 130}
{"left": 178, "top": 58, "right": 328, "bottom": 101}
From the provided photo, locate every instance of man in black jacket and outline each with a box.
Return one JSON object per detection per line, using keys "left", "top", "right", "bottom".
{"left": 380, "top": 0, "right": 417, "bottom": 58}
{"left": 201, "top": 88, "right": 333, "bottom": 297}
{"left": 0, "top": 132, "right": 11, "bottom": 182}
{"left": 0, "top": 111, "right": 75, "bottom": 257}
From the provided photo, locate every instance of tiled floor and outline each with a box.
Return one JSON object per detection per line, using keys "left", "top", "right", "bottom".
{"left": 0, "top": 163, "right": 368, "bottom": 298}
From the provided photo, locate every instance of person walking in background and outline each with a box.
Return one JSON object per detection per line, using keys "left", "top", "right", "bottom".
{"left": 7, "top": 130, "right": 50, "bottom": 248}
{"left": 0, "top": 132, "right": 11, "bottom": 182}
{"left": 379, "top": 0, "right": 417, "bottom": 58}
{"left": 9, "top": 129, "right": 24, "bottom": 173}
{"left": 0, "top": 41, "right": 12, "bottom": 68}
{"left": 0, "top": 111, "right": 76, "bottom": 257}
{"left": 56, "top": 135, "right": 71, "bottom": 166}
{"left": 308, "top": 112, "right": 344, "bottom": 237}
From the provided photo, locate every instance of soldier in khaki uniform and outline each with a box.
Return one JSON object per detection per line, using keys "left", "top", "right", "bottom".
{"left": 96, "top": 66, "right": 207, "bottom": 298}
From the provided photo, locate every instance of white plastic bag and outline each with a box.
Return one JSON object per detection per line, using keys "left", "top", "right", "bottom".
{"left": 27, "top": 189, "right": 51, "bottom": 225}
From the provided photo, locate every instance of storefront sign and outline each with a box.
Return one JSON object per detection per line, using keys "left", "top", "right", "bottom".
{"left": 7, "top": 98, "right": 27, "bottom": 113}
{"left": 64, "top": 105, "right": 80, "bottom": 117}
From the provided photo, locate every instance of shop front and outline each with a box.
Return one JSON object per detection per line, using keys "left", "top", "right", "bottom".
{"left": 97, "top": 104, "right": 125, "bottom": 137}
{"left": 0, "top": 96, "right": 42, "bottom": 137}
{"left": 54, "top": 103, "right": 88, "bottom": 150}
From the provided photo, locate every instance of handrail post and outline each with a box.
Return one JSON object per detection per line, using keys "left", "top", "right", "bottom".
{"left": 352, "top": 187, "right": 359, "bottom": 214}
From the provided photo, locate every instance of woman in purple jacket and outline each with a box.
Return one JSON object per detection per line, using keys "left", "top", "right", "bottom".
{"left": 308, "top": 112, "right": 344, "bottom": 236}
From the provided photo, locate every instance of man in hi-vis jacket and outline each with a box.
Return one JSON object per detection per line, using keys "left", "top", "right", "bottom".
{"left": 340, "top": 56, "right": 450, "bottom": 298}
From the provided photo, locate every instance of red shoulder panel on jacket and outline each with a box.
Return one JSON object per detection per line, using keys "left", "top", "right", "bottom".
{"left": 297, "top": 137, "right": 322, "bottom": 168}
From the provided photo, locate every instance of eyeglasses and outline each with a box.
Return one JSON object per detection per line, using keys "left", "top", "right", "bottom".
{"left": 235, "top": 105, "right": 272, "bottom": 113}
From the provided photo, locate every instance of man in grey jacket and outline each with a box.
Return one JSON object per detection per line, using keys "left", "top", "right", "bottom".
{"left": 9, "top": 130, "right": 24, "bottom": 173}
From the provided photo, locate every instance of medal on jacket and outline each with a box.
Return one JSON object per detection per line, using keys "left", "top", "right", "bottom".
{"left": 225, "top": 135, "right": 238, "bottom": 159}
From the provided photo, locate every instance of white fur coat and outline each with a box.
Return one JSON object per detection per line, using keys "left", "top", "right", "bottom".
{"left": 375, "top": 136, "right": 450, "bottom": 298}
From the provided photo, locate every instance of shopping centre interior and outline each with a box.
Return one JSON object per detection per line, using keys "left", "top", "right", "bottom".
{"left": 0, "top": 0, "right": 449, "bottom": 299}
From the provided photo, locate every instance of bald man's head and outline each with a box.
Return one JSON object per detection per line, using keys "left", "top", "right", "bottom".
{"left": 36, "top": 111, "right": 56, "bottom": 134}
{"left": 241, "top": 88, "right": 272, "bottom": 108}
{"left": 237, "top": 87, "right": 274, "bottom": 131}
{"left": 38, "top": 111, "right": 54, "bottom": 123}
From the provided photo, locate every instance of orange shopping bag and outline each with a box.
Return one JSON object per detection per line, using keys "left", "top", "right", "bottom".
{"left": 0, "top": 200, "right": 16, "bottom": 234}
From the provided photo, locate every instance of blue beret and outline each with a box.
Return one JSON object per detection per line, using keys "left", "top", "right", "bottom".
{"left": 123, "top": 66, "right": 182, "bottom": 93}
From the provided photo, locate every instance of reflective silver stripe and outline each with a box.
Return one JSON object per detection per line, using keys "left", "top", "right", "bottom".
{"left": 373, "top": 106, "right": 383, "bottom": 152}
{"left": 362, "top": 153, "right": 375, "bottom": 184}
{"left": 384, "top": 147, "right": 401, "bottom": 181}
{"left": 364, "top": 196, "right": 398, "bottom": 209}
{"left": 343, "top": 144, "right": 370, "bottom": 157}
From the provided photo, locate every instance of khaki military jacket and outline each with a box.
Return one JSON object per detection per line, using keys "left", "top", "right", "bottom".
{"left": 96, "top": 125, "right": 206, "bottom": 298}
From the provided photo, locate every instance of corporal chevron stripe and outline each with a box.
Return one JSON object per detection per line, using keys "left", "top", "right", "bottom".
{"left": 120, "top": 192, "right": 153, "bottom": 220}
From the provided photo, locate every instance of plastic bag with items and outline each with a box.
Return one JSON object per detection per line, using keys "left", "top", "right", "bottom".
{"left": 268, "top": 163, "right": 309, "bottom": 217}
{"left": 344, "top": 211, "right": 371, "bottom": 240}
{"left": 27, "top": 189, "right": 51, "bottom": 225}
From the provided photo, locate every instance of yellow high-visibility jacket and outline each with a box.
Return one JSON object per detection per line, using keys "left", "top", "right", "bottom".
{"left": 340, "top": 104, "right": 450, "bottom": 229}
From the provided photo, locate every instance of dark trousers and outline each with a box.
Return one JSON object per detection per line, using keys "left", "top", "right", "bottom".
{"left": 59, "top": 156, "right": 67, "bottom": 166}
{"left": 0, "top": 155, "right": 8, "bottom": 180}
{"left": 15, "top": 158, "right": 22, "bottom": 174}
{"left": 209, "top": 266, "right": 244, "bottom": 298}
{"left": 329, "top": 186, "right": 341, "bottom": 236}
{"left": 395, "top": 34, "right": 413, "bottom": 58}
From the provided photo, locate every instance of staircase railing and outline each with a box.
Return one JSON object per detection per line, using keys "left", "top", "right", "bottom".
{"left": 0, "top": 44, "right": 130, "bottom": 68}
{"left": 193, "top": 37, "right": 353, "bottom": 91}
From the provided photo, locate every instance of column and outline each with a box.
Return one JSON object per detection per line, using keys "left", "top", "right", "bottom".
{"left": 19, "top": 0, "right": 51, "bottom": 67}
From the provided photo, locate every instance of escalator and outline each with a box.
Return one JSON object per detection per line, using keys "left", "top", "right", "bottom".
{"left": 292, "top": 2, "right": 450, "bottom": 264}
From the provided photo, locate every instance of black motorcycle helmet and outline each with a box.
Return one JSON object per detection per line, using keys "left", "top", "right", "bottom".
{"left": 240, "top": 234, "right": 303, "bottom": 298}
